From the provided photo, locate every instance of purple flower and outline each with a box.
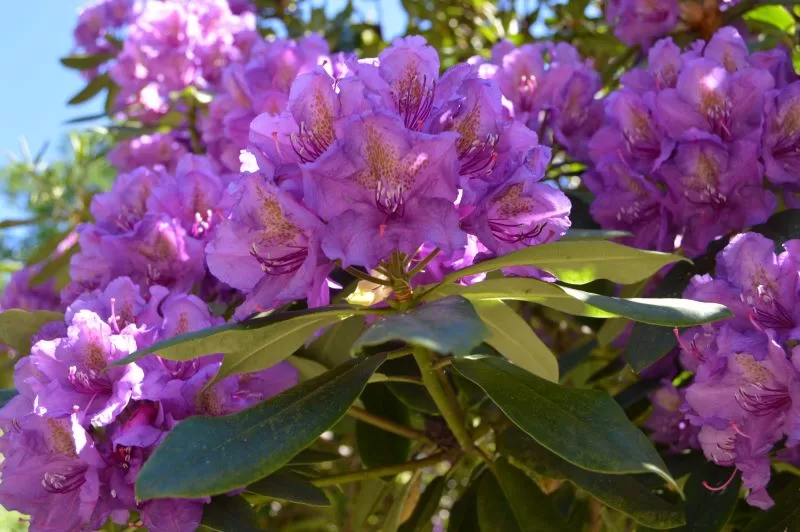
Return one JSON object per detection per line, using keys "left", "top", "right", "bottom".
{"left": 583, "top": 155, "right": 675, "bottom": 251}
{"left": 206, "top": 171, "right": 331, "bottom": 317}
{"left": 304, "top": 111, "right": 464, "bottom": 268}
{"left": 644, "top": 383, "right": 698, "bottom": 452}
{"left": 660, "top": 134, "right": 776, "bottom": 256}
{"left": 606, "top": 0, "right": 679, "bottom": 48}
{"left": 763, "top": 81, "right": 800, "bottom": 185}
{"left": 29, "top": 310, "right": 143, "bottom": 428}
{"left": 0, "top": 413, "right": 106, "bottom": 531}
{"left": 108, "top": 133, "right": 189, "bottom": 173}
{"left": 656, "top": 57, "right": 774, "bottom": 142}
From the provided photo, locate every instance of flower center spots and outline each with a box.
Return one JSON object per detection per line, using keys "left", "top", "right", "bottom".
{"left": 83, "top": 342, "right": 107, "bottom": 373}
{"left": 488, "top": 184, "right": 551, "bottom": 244}
{"left": 197, "top": 388, "right": 224, "bottom": 416}
{"left": 656, "top": 64, "right": 677, "bottom": 89}
{"left": 734, "top": 354, "right": 773, "bottom": 384}
{"left": 685, "top": 153, "right": 726, "bottom": 207}
{"left": 356, "top": 125, "right": 428, "bottom": 217}
{"left": 41, "top": 465, "right": 88, "bottom": 494}
{"left": 46, "top": 419, "right": 78, "bottom": 458}
{"left": 700, "top": 90, "right": 732, "bottom": 139}
{"left": 396, "top": 66, "right": 435, "bottom": 131}
{"left": 139, "top": 232, "right": 177, "bottom": 262}
{"left": 453, "top": 104, "right": 498, "bottom": 179}
{"left": 257, "top": 192, "right": 302, "bottom": 244}
{"left": 290, "top": 89, "right": 336, "bottom": 163}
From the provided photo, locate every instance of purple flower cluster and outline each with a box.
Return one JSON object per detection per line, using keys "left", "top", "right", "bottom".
{"left": 606, "top": 0, "right": 679, "bottom": 48}
{"left": 73, "top": 0, "right": 141, "bottom": 57}
{"left": 0, "top": 277, "right": 296, "bottom": 530}
{"left": 586, "top": 27, "right": 796, "bottom": 255}
{"left": 201, "top": 35, "right": 332, "bottom": 172}
{"left": 473, "top": 40, "right": 603, "bottom": 161}
{"left": 108, "top": 0, "right": 257, "bottom": 124}
{"left": 648, "top": 233, "right": 800, "bottom": 508}
{"left": 205, "top": 35, "right": 571, "bottom": 315}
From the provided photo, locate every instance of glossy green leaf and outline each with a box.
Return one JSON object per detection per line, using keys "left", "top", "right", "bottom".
{"left": 453, "top": 356, "right": 675, "bottom": 482}
{"left": 558, "top": 286, "right": 731, "bottom": 327}
{"left": 677, "top": 462, "right": 740, "bottom": 532}
{"left": 199, "top": 495, "right": 260, "bottom": 532}
{"left": 114, "top": 308, "right": 366, "bottom": 385}
{"left": 244, "top": 471, "right": 329, "bottom": 506}
{"left": 473, "top": 300, "right": 558, "bottom": 382}
{"left": 500, "top": 428, "right": 685, "bottom": 529}
{"left": 352, "top": 296, "right": 488, "bottom": 356}
{"left": 439, "top": 241, "right": 686, "bottom": 286}
{"left": 304, "top": 315, "right": 365, "bottom": 368}
{"left": 447, "top": 477, "right": 481, "bottom": 532}
{"left": 287, "top": 356, "right": 330, "bottom": 381}
{"left": 744, "top": 5, "right": 794, "bottom": 31}
{"left": 561, "top": 229, "right": 632, "bottom": 240}
{"left": 743, "top": 478, "right": 800, "bottom": 532}
{"left": 476, "top": 470, "right": 522, "bottom": 532}
{"left": 384, "top": 471, "right": 423, "bottom": 532}
{"left": 135, "top": 354, "right": 386, "bottom": 500}
{"left": 387, "top": 382, "right": 440, "bottom": 415}
{"left": 60, "top": 53, "right": 116, "bottom": 70}
{"left": 356, "top": 384, "right": 412, "bottom": 468}
{"left": 0, "top": 389, "right": 18, "bottom": 409}
{"left": 0, "top": 309, "right": 63, "bottom": 354}
{"left": 352, "top": 479, "right": 391, "bottom": 531}
{"left": 398, "top": 476, "right": 446, "bottom": 532}
{"left": 287, "top": 450, "right": 342, "bottom": 465}
{"left": 493, "top": 457, "right": 569, "bottom": 531}
{"left": 68, "top": 74, "right": 111, "bottom": 105}
{"left": 423, "top": 278, "right": 730, "bottom": 326}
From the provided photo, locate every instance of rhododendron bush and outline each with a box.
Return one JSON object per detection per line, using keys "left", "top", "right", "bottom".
{"left": 3, "top": 0, "right": 800, "bottom": 530}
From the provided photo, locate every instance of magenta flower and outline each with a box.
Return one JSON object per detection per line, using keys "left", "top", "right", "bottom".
{"left": 763, "top": 81, "right": 800, "bottom": 185}
{"left": 606, "top": 0, "right": 679, "bottom": 48}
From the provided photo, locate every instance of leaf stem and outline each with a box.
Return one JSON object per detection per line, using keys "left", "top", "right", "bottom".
{"left": 348, "top": 406, "right": 434, "bottom": 445}
{"left": 407, "top": 247, "right": 441, "bottom": 279}
{"left": 345, "top": 266, "right": 392, "bottom": 286}
{"left": 412, "top": 347, "right": 476, "bottom": 455}
{"left": 311, "top": 449, "right": 458, "bottom": 487}
{"left": 375, "top": 375, "right": 423, "bottom": 386}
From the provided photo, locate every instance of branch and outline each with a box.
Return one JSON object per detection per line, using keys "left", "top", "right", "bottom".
{"left": 348, "top": 406, "right": 434, "bottom": 445}
{"left": 311, "top": 449, "right": 459, "bottom": 487}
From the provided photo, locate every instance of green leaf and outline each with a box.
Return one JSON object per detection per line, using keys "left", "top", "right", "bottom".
{"left": 387, "top": 382, "right": 440, "bottom": 415}
{"left": 384, "top": 471, "right": 423, "bottom": 532}
{"left": 114, "top": 307, "right": 366, "bottom": 385}
{"left": 439, "top": 241, "right": 686, "bottom": 286}
{"left": 60, "top": 53, "right": 115, "bottom": 70}
{"left": 398, "top": 476, "right": 446, "bottom": 532}
{"left": 492, "top": 457, "right": 569, "bottom": 531}
{"left": 676, "top": 462, "right": 740, "bottom": 532}
{"left": 425, "top": 278, "right": 730, "bottom": 326}
{"left": 447, "top": 477, "right": 481, "bottom": 532}
{"left": 558, "top": 286, "right": 731, "bottom": 327}
{"left": 199, "top": 494, "right": 261, "bottom": 532}
{"left": 453, "top": 356, "right": 675, "bottom": 482}
{"left": 303, "top": 315, "right": 365, "bottom": 368}
{"left": 0, "top": 309, "right": 63, "bottom": 354}
{"left": 135, "top": 353, "right": 386, "bottom": 500}
{"left": 244, "top": 471, "right": 330, "bottom": 507}
{"left": 744, "top": 5, "right": 794, "bottom": 31}
{"left": 0, "top": 389, "right": 18, "bottom": 409}
{"left": 286, "top": 449, "right": 342, "bottom": 465}
{"left": 352, "top": 479, "right": 391, "bottom": 531}
{"left": 476, "top": 470, "right": 522, "bottom": 532}
{"left": 562, "top": 229, "right": 632, "bottom": 240}
{"left": 352, "top": 296, "right": 488, "bottom": 356}
{"left": 500, "top": 427, "right": 685, "bottom": 529}
{"left": 473, "top": 300, "right": 558, "bottom": 382}
{"left": 356, "top": 384, "right": 412, "bottom": 468}
{"left": 287, "top": 356, "right": 330, "bottom": 381}
{"left": 68, "top": 74, "right": 112, "bottom": 105}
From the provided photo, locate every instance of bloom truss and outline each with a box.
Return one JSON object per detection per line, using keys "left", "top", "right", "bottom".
{"left": 0, "top": 5, "right": 576, "bottom": 529}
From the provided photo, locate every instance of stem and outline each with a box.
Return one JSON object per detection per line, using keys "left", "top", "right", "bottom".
{"left": 348, "top": 407, "right": 434, "bottom": 445}
{"left": 406, "top": 247, "right": 441, "bottom": 279}
{"left": 374, "top": 375, "right": 423, "bottom": 385}
{"left": 412, "top": 347, "right": 476, "bottom": 454}
{"left": 345, "top": 266, "right": 392, "bottom": 286}
{"left": 311, "top": 449, "right": 458, "bottom": 487}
